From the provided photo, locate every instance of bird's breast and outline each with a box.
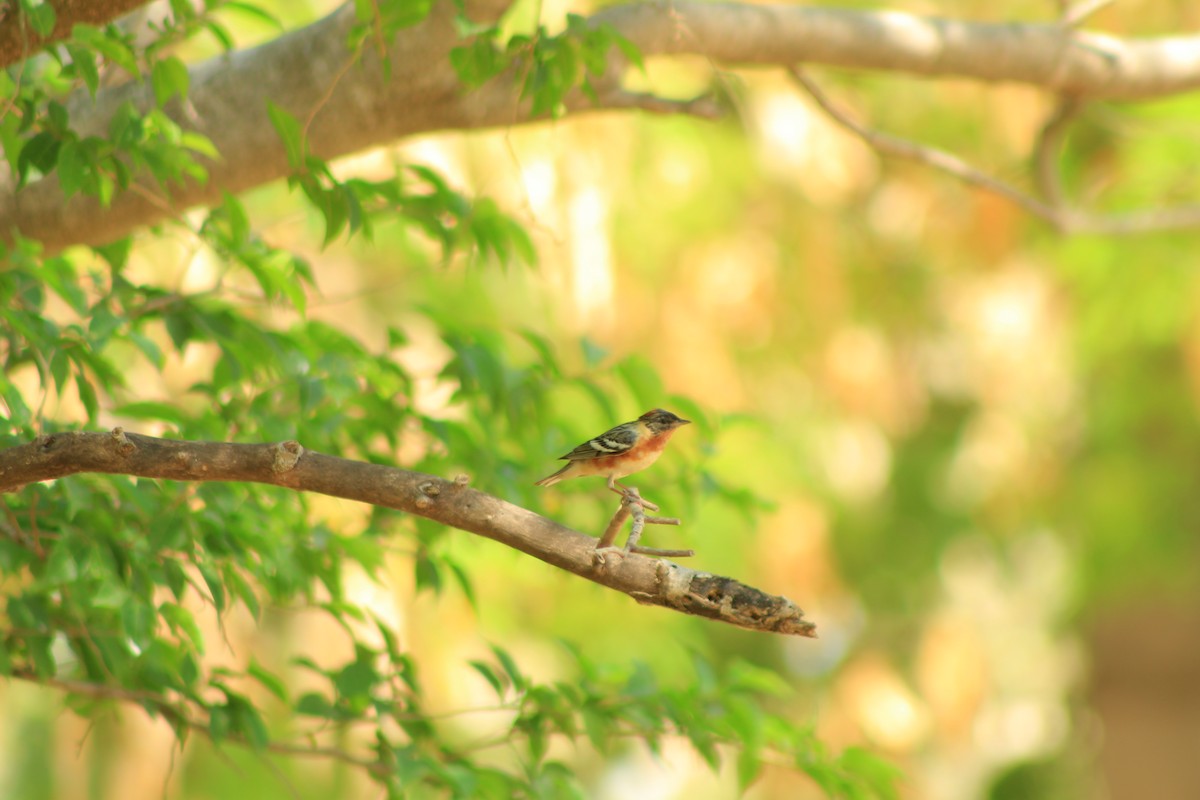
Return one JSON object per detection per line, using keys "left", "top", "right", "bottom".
{"left": 600, "top": 435, "right": 672, "bottom": 478}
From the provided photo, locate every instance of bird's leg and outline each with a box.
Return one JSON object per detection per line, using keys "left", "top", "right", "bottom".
{"left": 606, "top": 476, "right": 660, "bottom": 511}
{"left": 594, "top": 486, "right": 692, "bottom": 561}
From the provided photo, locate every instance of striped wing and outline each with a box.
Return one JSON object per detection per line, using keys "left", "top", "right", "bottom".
{"left": 559, "top": 422, "right": 638, "bottom": 461}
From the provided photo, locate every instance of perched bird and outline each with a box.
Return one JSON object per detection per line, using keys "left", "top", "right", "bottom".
{"left": 535, "top": 408, "right": 691, "bottom": 494}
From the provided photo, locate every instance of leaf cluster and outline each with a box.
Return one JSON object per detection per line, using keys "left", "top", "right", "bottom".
{"left": 451, "top": 13, "right": 642, "bottom": 118}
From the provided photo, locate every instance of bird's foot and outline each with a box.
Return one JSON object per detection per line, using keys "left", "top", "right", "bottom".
{"left": 593, "top": 545, "right": 627, "bottom": 569}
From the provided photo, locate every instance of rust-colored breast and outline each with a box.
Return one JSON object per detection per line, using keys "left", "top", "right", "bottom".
{"left": 573, "top": 432, "right": 674, "bottom": 479}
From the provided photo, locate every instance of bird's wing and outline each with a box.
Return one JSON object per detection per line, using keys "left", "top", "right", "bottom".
{"left": 560, "top": 422, "right": 639, "bottom": 460}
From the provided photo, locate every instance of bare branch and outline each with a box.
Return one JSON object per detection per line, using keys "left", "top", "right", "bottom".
{"left": 597, "top": 2, "right": 1200, "bottom": 99}
{"left": 789, "top": 66, "right": 1200, "bottom": 235}
{"left": 787, "top": 66, "right": 1068, "bottom": 225}
{"left": 1034, "top": 95, "right": 1085, "bottom": 206}
{"left": 0, "top": 430, "right": 816, "bottom": 637}
{"left": 1060, "top": 0, "right": 1117, "bottom": 28}
{"left": 596, "top": 89, "right": 724, "bottom": 119}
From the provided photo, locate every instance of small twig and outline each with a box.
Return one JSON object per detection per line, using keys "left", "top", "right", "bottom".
{"left": 629, "top": 545, "right": 694, "bottom": 558}
{"left": 596, "top": 89, "right": 724, "bottom": 120}
{"left": 597, "top": 486, "right": 687, "bottom": 557}
{"left": 787, "top": 65, "right": 1066, "bottom": 226}
{"left": 788, "top": 65, "right": 1200, "bottom": 235}
{"left": 1060, "top": 0, "right": 1116, "bottom": 27}
{"left": 1034, "top": 95, "right": 1085, "bottom": 205}
{"left": 598, "top": 500, "right": 632, "bottom": 550}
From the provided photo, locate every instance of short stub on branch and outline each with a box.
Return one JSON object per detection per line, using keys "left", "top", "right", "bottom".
{"left": 595, "top": 485, "right": 693, "bottom": 566}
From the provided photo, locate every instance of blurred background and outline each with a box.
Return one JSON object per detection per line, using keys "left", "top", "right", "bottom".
{"left": 6, "top": 0, "right": 1200, "bottom": 798}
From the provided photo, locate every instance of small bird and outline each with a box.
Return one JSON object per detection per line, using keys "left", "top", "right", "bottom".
{"left": 535, "top": 409, "right": 691, "bottom": 494}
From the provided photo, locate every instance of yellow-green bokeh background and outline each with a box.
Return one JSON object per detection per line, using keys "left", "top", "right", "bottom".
{"left": 8, "top": 1, "right": 1200, "bottom": 798}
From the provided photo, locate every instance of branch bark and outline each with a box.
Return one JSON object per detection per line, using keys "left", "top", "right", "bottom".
{"left": 0, "top": 429, "right": 816, "bottom": 637}
{"left": 0, "top": 0, "right": 154, "bottom": 68}
{"left": 7, "top": 0, "right": 1200, "bottom": 252}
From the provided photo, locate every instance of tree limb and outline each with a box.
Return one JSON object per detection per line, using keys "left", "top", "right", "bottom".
{"left": 0, "top": 0, "right": 154, "bottom": 69}
{"left": 7, "top": 0, "right": 1200, "bottom": 251}
{"left": 0, "top": 429, "right": 817, "bottom": 637}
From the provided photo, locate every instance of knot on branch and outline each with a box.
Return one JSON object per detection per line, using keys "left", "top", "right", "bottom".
{"left": 271, "top": 440, "right": 304, "bottom": 473}
{"left": 109, "top": 427, "right": 135, "bottom": 456}
{"left": 415, "top": 480, "right": 442, "bottom": 510}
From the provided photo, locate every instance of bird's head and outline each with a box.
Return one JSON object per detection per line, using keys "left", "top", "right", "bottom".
{"left": 639, "top": 408, "right": 691, "bottom": 434}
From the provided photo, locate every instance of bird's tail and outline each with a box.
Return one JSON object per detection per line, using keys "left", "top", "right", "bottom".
{"left": 534, "top": 464, "right": 569, "bottom": 487}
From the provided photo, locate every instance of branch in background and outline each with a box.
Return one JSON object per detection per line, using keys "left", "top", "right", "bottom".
{"left": 10, "top": 1, "right": 1200, "bottom": 251}
{"left": 1033, "top": 95, "right": 1085, "bottom": 207}
{"left": 1059, "top": 0, "right": 1117, "bottom": 29}
{"left": 596, "top": 89, "right": 724, "bottom": 119}
{"left": 0, "top": 430, "right": 817, "bottom": 637}
{"left": 788, "top": 66, "right": 1200, "bottom": 235}
{"left": 0, "top": 0, "right": 154, "bottom": 68}
{"left": 596, "top": 1, "right": 1200, "bottom": 98}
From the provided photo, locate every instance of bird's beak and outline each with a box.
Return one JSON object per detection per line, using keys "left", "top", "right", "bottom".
{"left": 678, "top": 418, "right": 691, "bottom": 426}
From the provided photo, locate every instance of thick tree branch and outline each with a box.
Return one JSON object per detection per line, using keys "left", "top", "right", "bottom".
{"left": 0, "top": 430, "right": 816, "bottom": 637}
{"left": 0, "top": 0, "right": 154, "bottom": 68}
{"left": 7, "top": 1, "right": 1200, "bottom": 251}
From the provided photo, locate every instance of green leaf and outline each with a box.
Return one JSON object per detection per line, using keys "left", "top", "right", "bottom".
{"left": 267, "top": 102, "right": 305, "bottom": 170}
{"left": 413, "top": 551, "right": 441, "bottom": 594}
{"left": 617, "top": 354, "right": 665, "bottom": 410}
{"left": 248, "top": 658, "right": 289, "bottom": 702}
{"left": 335, "top": 649, "right": 379, "bottom": 700}
{"left": 220, "top": 1, "right": 283, "bottom": 30}
{"left": 728, "top": 660, "right": 793, "bottom": 697}
{"left": 72, "top": 24, "right": 139, "bottom": 75}
{"left": 180, "top": 131, "right": 218, "bottom": 160}
{"left": 737, "top": 745, "right": 764, "bottom": 792}
{"left": 203, "top": 19, "right": 235, "bottom": 51}
{"left": 27, "top": 3, "right": 56, "bottom": 36}
{"left": 162, "top": 558, "right": 189, "bottom": 600}
{"left": 218, "top": 690, "right": 270, "bottom": 749}
{"left": 198, "top": 562, "right": 227, "bottom": 612}
{"left": 41, "top": 542, "right": 78, "bottom": 585}
{"left": 65, "top": 43, "right": 100, "bottom": 96}
{"left": 161, "top": 601, "right": 205, "bottom": 652}
{"left": 55, "top": 140, "right": 87, "bottom": 198}
{"left": 450, "top": 37, "right": 506, "bottom": 88}
{"left": 94, "top": 237, "right": 132, "bottom": 270}
{"left": 468, "top": 660, "right": 505, "bottom": 696}
{"left": 610, "top": 28, "right": 645, "bottom": 72}
{"left": 151, "top": 56, "right": 190, "bottom": 105}
{"left": 839, "top": 747, "right": 902, "bottom": 799}
{"left": 0, "top": 639, "right": 12, "bottom": 675}
{"left": 114, "top": 400, "right": 189, "bottom": 426}
{"left": 127, "top": 331, "right": 165, "bottom": 369}
{"left": 581, "top": 706, "right": 613, "bottom": 752}
{"left": 28, "top": 636, "right": 56, "bottom": 677}
{"left": 490, "top": 644, "right": 526, "bottom": 691}
{"left": 17, "top": 131, "right": 60, "bottom": 185}
{"left": 296, "top": 692, "right": 339, "bottom": 719}
{"left": 121, "top": 598, "right": 157, "bottom": 647}
{"left": 208, "top": 704, "right": 230, "bottom": 744}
